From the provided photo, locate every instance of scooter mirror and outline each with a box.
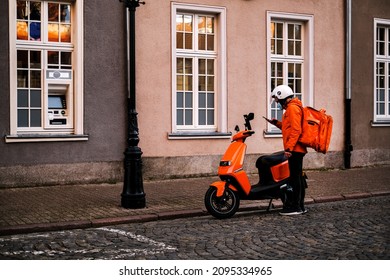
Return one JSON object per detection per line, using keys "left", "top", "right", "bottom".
{"left": 244, "top": 113, "right": 254, "bottom": 130}
{"left": 247, "top": 113, "right": 254, "bottom": 120}
{"left": 235, "top": 125, "right": 240, "bottom": 132}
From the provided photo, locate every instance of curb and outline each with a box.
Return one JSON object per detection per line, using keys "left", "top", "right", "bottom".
{"left": 1, "top": 192, "right": 389, "bottom": 236}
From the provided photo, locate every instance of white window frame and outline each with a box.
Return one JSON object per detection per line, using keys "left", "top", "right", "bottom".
{"left": 170, "top": 3, "right": 228, "bottom": 139}
{"left": 7, "top": 0, "right": 85, "bottom": 143}
{"left": 373, "top": 18, "right": 390, "bottom": 126}
{"left": 266, "top": 12, "right": 314, "bottom": 135}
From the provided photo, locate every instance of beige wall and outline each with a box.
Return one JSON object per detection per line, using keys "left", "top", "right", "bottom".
{"left": 135, "top": 0, "right": 345, "bottom": 158}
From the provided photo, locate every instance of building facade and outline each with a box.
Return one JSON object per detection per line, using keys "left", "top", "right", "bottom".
{"left": 349, "top": 0, "right": 390, "bottom": 166}
{"left": 0, "top": 0, "right": 388, "bottom": 187}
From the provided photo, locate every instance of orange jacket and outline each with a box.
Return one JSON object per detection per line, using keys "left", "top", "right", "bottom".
{"left": 275, "top": 98, "right": 307, "bottom": 154}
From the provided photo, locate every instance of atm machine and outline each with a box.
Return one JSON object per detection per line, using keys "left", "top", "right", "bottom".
{"left": 44, "top": 70, "right": 73, "bottom": 130}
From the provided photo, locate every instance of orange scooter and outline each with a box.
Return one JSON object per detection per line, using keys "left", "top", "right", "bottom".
{"left": 204, "top": 113, "right": 302, "bottom": 219}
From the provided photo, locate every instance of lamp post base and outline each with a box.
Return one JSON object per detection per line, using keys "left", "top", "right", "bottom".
{"left": 121, "top": 193, "right": 146, "bottom": 209}
{"left": 121, "top": 146, "right": 146, "bottom": 209}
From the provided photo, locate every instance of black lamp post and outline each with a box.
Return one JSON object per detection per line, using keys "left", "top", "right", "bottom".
{"left": 119, "top": 0, "right": 146, "bottom": 208}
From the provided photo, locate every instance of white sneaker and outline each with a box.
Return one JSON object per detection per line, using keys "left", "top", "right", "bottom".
{"left": 279, "top": 208, "right": 303, "bottom": 216}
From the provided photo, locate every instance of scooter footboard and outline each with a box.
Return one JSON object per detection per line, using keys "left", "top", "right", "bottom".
{"left": 210, "top": 181, "right": 238, "bottom": 197}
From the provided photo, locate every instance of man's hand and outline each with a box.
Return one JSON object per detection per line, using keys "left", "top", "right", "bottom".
{"left": 284, "top": 151, "right": 292, "bottom": 158}
{"left": 263, "top": 116, "right": 278, "bottom": 126}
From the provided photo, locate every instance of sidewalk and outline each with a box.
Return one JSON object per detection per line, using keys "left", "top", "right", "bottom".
{"left": 0, "top": 165, "right": 389, "bottom": 236}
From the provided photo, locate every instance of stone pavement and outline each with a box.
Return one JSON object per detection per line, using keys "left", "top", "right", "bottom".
{"left": 0, "top": 165, "right": 389, "bottom": 236}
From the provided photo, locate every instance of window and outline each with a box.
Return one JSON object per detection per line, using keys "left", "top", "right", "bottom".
{"left": 266, "top": 12, "right": 313, "bottom": 134}
{"left": 170, "top": 3, "right": 228, "bottom": 139}
{"left": 7, "top": 0, "right": 85, "bottom": 142}
{"left": 374, "top": 19, "right": 390, "bottom": 125}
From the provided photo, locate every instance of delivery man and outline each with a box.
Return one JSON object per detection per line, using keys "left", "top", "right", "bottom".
{"left": 269, "top": 85, "right": 307, "bottom": 215}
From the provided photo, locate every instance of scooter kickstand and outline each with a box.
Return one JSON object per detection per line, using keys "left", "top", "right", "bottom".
{"left": 267, "top": 199, "right": 273, "bottom": 212}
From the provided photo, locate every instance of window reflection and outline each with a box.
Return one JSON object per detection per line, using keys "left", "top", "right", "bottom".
{"left": 16, "top": 1, "right": 41, "bottom": 41}
{"left": 61, "top": 4, "right": 71, "bottom": 23}
{"left": 48, "top": 2, "right": 59, "bottom": 21}
{"left": 17, "top": 1, "right": 28, "bottom": 19}
{"left": 48, "top": 23, "right": 59, "bottom": 42}
{"left": 198, "top": 16, "right": 214, "bottom": 51}
{"left": 48, "top": 51, "right": 72, "bottom": 69}
{"left": 61, "top": 52, "right": 72, "bottom": 68}
{"left": 17, "top": 21, "right": 29, "bottom": 40}
{"left": 17, "top": 1, "right": 71, "bottom": 43}
{"left": 48, "top": 3, "right": 71, "bottom": 42}
{"left": 176, "top": 14, "right": 192, "bottom": 49}
{"left": 17, "top": 50, "right": 28, "bottom": 68}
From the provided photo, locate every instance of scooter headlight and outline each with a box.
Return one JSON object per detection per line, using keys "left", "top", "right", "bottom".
{"left": 219, "top": 161, "right": 231, "bottom": 167}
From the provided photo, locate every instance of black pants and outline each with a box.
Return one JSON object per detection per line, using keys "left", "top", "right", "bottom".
{"left": 286, "top": 152, "right": 305, "bottom": 210}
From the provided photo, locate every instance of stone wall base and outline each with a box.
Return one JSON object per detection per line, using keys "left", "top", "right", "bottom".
{"left": 1, "top": 149, "right": 388, "bottom": 188}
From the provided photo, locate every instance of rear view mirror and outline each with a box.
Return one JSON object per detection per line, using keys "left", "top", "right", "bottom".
{"left": 244, "top": 113, "right": 254, "bottom": 130}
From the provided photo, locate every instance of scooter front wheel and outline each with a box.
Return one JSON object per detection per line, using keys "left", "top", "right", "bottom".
{"left": 204, "top": 187, "right": 240, "bottom": 219}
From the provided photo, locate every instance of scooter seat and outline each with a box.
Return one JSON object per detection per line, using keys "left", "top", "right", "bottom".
{"left": 256, "top": 151, "right": 286, "bottom": 168}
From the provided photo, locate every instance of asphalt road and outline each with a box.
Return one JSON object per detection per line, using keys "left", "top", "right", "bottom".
{"left": 0, "top": 196, "right": 389, "bottom": 260}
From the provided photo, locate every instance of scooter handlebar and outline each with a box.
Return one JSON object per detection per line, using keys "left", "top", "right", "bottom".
{"left": 243, "top": 131, "right": 255, "bottom": 136}
{"left": 232, "top": 130, "right": 255, "bottom": 142}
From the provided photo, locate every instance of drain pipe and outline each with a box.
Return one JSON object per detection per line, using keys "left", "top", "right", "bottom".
{"left": 344, "top": 0, "right": 353, "bottom": 168}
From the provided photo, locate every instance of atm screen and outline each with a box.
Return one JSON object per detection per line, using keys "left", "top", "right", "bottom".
{"left": 48, "top": 95, "right": 65, "bottom": 109}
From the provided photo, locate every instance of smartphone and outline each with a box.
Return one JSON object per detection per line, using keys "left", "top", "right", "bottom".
{"left": 262, "top": 116, "right": 272, "bottom": 123}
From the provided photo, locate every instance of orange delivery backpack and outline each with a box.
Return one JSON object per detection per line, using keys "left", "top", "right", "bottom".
{"left": 298, "top": 107, "right": 333, "bottom": 154}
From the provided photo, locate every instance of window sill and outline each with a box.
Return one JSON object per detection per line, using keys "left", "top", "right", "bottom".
{"left": 371, "top": 121, "right": 390, "bottom": 127}
{"left": 5, "top": 134, "right": 89, "bottom": 143}
{"left": 168, "top": 132, "right": 232, "bottom": 140}
{"left": 263, "top": 130, "right": 282, "bottom": 138}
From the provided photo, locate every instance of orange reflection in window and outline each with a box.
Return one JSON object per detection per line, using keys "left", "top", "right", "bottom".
{"left": 61, "top": 24, "right": 71, "bottom": 42}
{"left": 48, "top": 23, "right": 59, "bottom": 42}
{"left": 48, "top": 23, "right": 71, "bottom": 42}
{"left": 17, "top": 21, "right": 28, "bottom": 40}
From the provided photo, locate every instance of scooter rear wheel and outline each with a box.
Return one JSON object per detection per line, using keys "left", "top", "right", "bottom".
{"left": 204, "top": 187, "right": 240, "bottom": 219}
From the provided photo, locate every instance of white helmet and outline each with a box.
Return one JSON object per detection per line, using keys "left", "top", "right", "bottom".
{"left": 271, "top": 85, "right": 294, "bottom": 101}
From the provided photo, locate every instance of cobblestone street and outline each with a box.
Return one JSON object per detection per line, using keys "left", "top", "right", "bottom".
{"left": 1, "top": 196, "right": 389, "bottom": 260}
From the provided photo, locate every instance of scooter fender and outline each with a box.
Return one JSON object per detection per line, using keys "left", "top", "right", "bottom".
{"left": 210, "top": 181, "right": 238, "bottom": 197}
